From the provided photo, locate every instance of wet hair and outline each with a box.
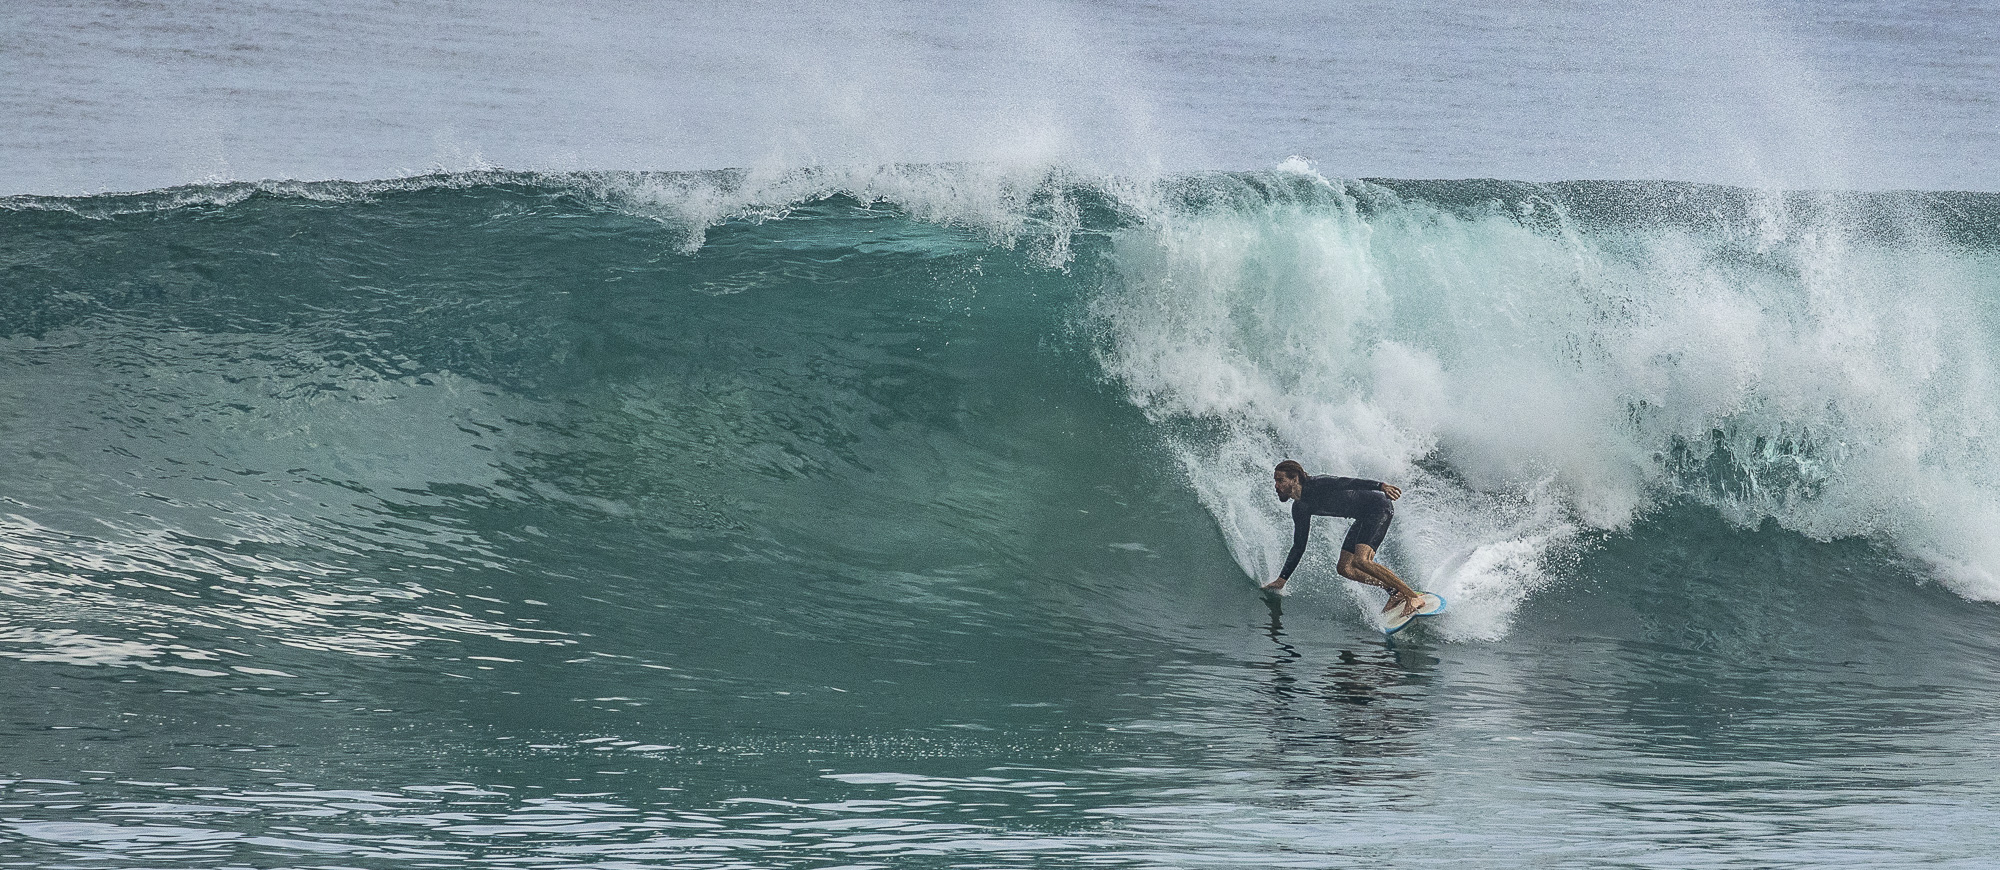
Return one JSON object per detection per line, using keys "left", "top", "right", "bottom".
{"left": 1274, "top": 459, "right": 1307, "bottom": 482}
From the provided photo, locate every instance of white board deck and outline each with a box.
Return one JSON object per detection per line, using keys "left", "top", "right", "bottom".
{"left": 1382, "top": 592, "right": 1446, "bottom": 636}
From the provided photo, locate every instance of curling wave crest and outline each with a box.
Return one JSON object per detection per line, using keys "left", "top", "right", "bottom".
{"left": 4, "top": 162, "right": 1998, "bottom": 650}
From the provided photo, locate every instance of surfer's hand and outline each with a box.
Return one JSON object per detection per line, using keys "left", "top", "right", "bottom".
{"left": 1381, "top": 483, "right": 1402, "bottom": 500}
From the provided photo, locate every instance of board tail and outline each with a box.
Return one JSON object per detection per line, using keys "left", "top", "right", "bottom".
{"left": 1416, "top": 593, "right": 1446, "bottom": 616}
{"left": 1382, "top": 593, "right": 1445, "bottom": 635}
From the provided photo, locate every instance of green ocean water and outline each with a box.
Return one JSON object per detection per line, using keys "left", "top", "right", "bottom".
{"left": 4, "top": 169, "right": 2000, "bottom": 867}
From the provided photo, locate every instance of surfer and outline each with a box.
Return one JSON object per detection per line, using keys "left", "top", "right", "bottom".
{"left": 1263, "top": 460, "right": 1427, "bottom": 620}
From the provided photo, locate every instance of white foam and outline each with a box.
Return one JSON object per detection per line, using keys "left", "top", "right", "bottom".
{"left": 577, "top": 163, "right": 1100, "bottom": 259}
{"left": 1093, "top": 173, "right": 2000, "bottom": 637}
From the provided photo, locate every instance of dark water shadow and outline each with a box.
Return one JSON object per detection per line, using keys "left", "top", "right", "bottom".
{"left": 1497, "top": 504, "right": 2000, "bottom": 781}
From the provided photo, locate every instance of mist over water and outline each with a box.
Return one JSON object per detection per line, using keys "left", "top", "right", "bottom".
{"left": 4, "top": 0, "right": 1997, "bottom": 194}
{"left": 5, "top": 2, "right": 2000, "bottom": 867}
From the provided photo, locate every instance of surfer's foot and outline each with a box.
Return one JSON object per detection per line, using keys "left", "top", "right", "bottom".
{"left": 1261, "top": 578, "right": 1288, "bottom": 591}
{"left": 1383, "top": 594, "right": 1423, "bottom": 619}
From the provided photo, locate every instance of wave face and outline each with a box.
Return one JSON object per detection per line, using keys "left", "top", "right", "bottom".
{"left": 5, "top": 167, "right": 2000, "bottom": 867}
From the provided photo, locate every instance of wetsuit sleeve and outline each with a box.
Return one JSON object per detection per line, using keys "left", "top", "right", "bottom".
{"left": 1280, "top": 505, "right": 1310, "bottom": 579}
{"left": 1318, "top": 475, "right": 1383, "bottom": 491}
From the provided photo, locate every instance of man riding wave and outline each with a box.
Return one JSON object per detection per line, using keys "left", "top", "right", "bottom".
{"left": 1264, "top": 459, "right": 1427, "bottom": 621}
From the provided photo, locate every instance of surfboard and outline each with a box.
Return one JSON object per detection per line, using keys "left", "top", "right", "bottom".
{"left": 1381, "top": 592, "right": 1446, "bottom": 636}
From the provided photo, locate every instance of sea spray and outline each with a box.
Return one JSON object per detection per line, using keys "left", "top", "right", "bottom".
{"left": 1092, "top": 165, "right": 2000, "bottom": 637}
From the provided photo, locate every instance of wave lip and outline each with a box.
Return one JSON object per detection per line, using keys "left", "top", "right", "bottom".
{"left": 6, "top": 163, "right": 2000, "bottom": 645}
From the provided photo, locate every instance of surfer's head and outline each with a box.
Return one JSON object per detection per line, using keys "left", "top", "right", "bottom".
{"left": 1273, "top": 460, "right": 1306, "bottom": 502}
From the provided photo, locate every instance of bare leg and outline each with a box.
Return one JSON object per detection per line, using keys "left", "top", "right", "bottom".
{"left": 1352, "top": 546, "right": 1417, "bottom": 598}
{"left": 1334, "top": 553, "right": 1395, "bottom": 593}
{"left": 1338, "top": 545, "right": 1424, "bottom": 618}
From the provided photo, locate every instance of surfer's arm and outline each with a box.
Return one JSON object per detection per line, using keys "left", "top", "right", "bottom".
{"left": 1323, "top": 475, "right": 1400, "bottom": 499}
{"left": 1279, "top": 510, "right": 1311, "bottom": 580}
{"left": 1320, "top": 475, "right": 1379, "bottom": 490}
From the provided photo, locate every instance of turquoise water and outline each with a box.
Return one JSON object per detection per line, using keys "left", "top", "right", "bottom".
{"left": 3, "top": 170, "right": 2000, "bottom": 866}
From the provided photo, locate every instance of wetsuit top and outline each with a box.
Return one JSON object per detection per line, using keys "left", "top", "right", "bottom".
{"left": 1280, "top": 474, "right": 1388, "bottom": 580}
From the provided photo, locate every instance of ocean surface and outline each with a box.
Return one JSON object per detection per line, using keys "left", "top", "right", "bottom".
{"left": 6, "top": 168, "right": 2000, "bottom": 868}
{"left": 6, "top": 2, "right": 2000, "bottom": 869}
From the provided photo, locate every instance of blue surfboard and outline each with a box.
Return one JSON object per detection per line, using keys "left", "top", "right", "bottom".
{"left": 1382, "top": 592, "right": 1446, "bottom": 636}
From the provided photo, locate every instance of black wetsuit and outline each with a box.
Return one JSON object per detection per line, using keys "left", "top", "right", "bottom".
{"left": 1279, "top": 474, "right": 1394, "bottom": 580}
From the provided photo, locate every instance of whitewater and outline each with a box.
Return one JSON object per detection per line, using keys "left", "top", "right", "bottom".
{"left": 5, "top": 1, "right": 2000, "bottom": 867}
